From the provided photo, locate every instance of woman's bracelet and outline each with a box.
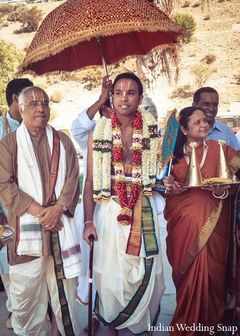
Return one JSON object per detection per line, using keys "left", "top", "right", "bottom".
{"left": 212, "top": 189, "right": 229, "bottom": 199}
{"left": 84, "top": 220, "right": 93, "bottom": 225}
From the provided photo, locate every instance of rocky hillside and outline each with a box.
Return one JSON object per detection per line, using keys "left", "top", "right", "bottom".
{"left": 0, "top": 0, "right": 239, "bottom": 119}
{"left": 171, "top": 0, "right": 240, "bottom": 114}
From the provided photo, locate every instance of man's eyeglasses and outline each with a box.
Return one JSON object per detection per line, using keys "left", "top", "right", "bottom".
{"left": 21, "top": 101, "right": 50, "bottom": 108}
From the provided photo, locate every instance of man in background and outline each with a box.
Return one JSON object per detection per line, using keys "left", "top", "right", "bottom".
{"left": 192, "top": 86, "right": 240, "bottom": 150}
{"left": 0, "top": 78, "right": 33, "bottom": 329}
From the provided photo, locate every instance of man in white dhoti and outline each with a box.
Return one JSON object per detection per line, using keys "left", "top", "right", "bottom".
{"left": 0, "top": 86, "right": 81, "bottom": 336}
{"left": 83, "top": 72, "right": 165, "bottom": 336}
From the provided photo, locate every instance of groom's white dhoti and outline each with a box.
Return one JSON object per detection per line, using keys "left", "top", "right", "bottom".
{"left": 93, "top": 194, "right": 165, "bottom": 334}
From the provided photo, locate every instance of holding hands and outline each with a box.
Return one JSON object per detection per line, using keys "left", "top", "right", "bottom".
{"left": 37, "top": 204, "right": 64, "bottom": 232}
{"left": 27, "top": 201, "right": 64, "bottom": 232}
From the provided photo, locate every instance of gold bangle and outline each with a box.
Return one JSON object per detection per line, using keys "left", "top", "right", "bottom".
{"left": 84, "top": 220, "right": 93, "bottom": 225}
{"left": 221, "top": 189, "right": 229, "bottom": 199}
{"left": 212, "top": 189, "right": 229, "bottom": 199}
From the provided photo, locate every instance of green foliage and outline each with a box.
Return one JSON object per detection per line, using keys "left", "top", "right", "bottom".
{"left": 173, "top": 13, "right": 196, "bottom": 43}
{"left": 201, "top": 0, "right": 210, "bottom": 11}
{"left": 192, "top": 1, "right": 201, "bottom": 8}
{"left": 0, "top": 4, "right": 43, "bottom": 32}
{"left": 18, "top": 6, "right": 43, "bottom": 32}
{"left": 233, "top": 74, "right": 240, "bottom": 85}
{"left": 191, "top": 62, "right": 216, "bottom": 87}
{"left": 203, "top": 14, "right": 211, "bottom": 20}
{"left": 0, "top": 40, "right": 24, "bottom": 113}
{"left": 7, "top": 5, "right": 21, "bottom": 22}
{"left": 48, "top": 108, "right": 57, "bottom": 124}
{"left": 181, "top": 1, "right": 191, "bottom": 8}
{"left": 0, "top": 4, "right": 14, "bottom": 17}
{"left": 171, "top": 84, "right": 193, "bottom": 99}
{"left": 201, "top": 53, "right": 216, "bottom": 64}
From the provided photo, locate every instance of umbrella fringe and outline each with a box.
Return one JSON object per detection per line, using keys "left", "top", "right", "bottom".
{"left": 19, "top": 0, "right": 183, "bottom": 75}
{"left": 19, "top": 44, "right": 181, "bottom": 87}
{"left": 20, "top": 24, "right": 180, "bottom": 72}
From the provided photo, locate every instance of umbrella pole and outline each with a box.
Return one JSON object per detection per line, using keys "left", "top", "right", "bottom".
{"left": 96, "top": 36, "right": 113, "bottom": 106}
{"left": 96, "top": 37, "right": 109, "bottom": 76}
{"left": 101, "top": 55, "right": 108, "bottom": 77}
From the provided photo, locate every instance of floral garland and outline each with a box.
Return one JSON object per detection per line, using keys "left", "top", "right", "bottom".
{"left": 93, "top": 108, "right": 158, "bottom": 225}
{"left": 112, "top": 110, "right": 142, "bottom": 225}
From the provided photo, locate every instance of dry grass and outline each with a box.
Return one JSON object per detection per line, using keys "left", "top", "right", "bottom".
{"left": 171, "top": 0, "right": 240, "bottom": 112}
{"left": 0, "top": 0, "right": 239, "bottom": 113}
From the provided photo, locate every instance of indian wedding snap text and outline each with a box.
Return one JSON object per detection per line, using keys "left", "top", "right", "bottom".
{"left": 148, "top": 323, "right": 238, "bottom": 335}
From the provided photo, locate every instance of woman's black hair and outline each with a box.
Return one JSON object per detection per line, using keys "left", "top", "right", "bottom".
{"left": 173, "top": 106, "right": 204, "bottom": 163}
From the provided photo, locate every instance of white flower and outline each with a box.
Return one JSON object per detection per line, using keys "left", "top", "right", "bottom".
{"left": 93, "top": 109, "right": 158, "bottom": 202}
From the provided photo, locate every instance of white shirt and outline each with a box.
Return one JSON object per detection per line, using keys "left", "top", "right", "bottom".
{"left": 71, "top": 109, "right": 96, "bottom": 190}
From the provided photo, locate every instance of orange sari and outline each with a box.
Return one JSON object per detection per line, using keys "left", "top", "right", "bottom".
{"left": 164, "top": 140, "right": 240, "bottom": 335}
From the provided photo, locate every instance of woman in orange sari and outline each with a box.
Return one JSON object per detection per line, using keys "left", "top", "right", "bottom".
{"left": 164, "top": 106, "right": 240, "bottom": 335}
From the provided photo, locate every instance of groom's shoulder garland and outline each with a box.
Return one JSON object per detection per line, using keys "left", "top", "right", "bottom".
{"left": 93, "top": 108, "right": 158, "bottom": 225}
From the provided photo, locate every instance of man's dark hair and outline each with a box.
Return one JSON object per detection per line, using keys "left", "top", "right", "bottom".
{"left": 193, "top": 87, "right": 218, "bottom": 104}
{"left": 6, "top": 78, "right": 33, "bottom": 107}
{"left": 113, "top": 72, "right": 143, "bottom": 96}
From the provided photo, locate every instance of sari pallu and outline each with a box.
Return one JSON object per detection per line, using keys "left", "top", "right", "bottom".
{"left": 164, "top": 140, "right": 240, "bottom": 335}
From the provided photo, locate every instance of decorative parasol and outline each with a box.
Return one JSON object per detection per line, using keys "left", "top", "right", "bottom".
{"left": 19, "top": 0, "right": 181, "bottom": 75}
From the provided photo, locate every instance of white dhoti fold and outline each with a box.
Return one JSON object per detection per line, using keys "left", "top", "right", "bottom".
{"left": 93, "top": 197, "right": 165, "bottom": 333}
{"left": 16, "top": 124, "right": 81, "bottom": 279}
{"left": 10, "top": 256, "right": 80, "bottom": 336}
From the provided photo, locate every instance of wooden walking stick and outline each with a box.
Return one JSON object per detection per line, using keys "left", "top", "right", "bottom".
{"left": 88, "top": 234, "right": 95, "bottom": 336}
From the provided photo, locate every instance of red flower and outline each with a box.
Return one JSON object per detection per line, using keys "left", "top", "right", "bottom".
{"left": 132, "top": 111, "right": 143, "bottom": 129}
{"left": 112, "top": 148, "right": 123, "bottom": 162}
{"left": 111, "top": 110, "right": 143, "bottom": 225}
{"left": 132, "top": 151, "right": 141, "bottom": 164}
{"left": 117, "top": 214, "right": 133, "bottom": 225}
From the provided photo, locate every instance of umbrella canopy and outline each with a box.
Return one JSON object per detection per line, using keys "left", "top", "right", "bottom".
{"left": 20, "top": 0, "right": 181, "bottom": 75}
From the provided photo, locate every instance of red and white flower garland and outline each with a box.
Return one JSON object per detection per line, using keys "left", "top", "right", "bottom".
{"left": 112, "top": 110, "right": 142, "bottom": 225}
{"left": 93, "top": 108, "right": 158, "bottom": 225}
